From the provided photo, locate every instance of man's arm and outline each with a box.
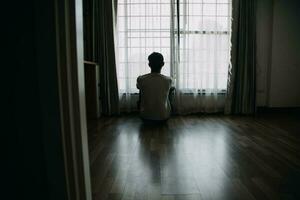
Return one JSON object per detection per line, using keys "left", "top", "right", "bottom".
{"left": 136, "top": 76, "right": 141, "bottom": 110}
{"left": 137, "top": 90, "right": 141, "bottom": 110}
{"left": 168, "top": 84, "right": 175, "bottom": 113}
{"left": 168, "top": 86, "right": 175, "bottom": 102}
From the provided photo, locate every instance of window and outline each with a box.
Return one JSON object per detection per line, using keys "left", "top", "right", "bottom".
{"left": 116, "top": 0, "right": 231, "bottom": 93}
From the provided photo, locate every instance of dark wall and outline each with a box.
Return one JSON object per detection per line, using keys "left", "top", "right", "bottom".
{"left": 4, "top": 1, "right": 67, "bottom": 199}
{"left": 269, "top": 0, "right": 300, "bottom": 107}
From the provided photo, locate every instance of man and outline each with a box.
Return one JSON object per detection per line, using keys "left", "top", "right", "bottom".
{"left": 137, "top": 52, "right": 174, "bottom": 122}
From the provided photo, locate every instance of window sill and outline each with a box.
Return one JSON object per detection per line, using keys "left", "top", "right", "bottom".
{"left": 119, "top": 89, "right": 227, "bottom": 96}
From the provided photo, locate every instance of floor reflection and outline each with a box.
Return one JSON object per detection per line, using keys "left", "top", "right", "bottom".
{"left": 109, "top": 117, "right": 232, "bottom": 198}
{"left": 91, "top": 115, "right": 300, "bottom": 200}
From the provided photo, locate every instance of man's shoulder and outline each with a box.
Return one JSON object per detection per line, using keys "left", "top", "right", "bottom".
{"left": 138, "top": 73, "right": 151, "bottom": 79}
{"left": 153, "top": 73, "right": 172, "bottom": 82}
{"left": 137, "top": 73, "right": 151, "bottom": 82}
{"left": 158, "top": 74, "right": 171, "bottom": 79}
{"left": 159, "top": 74, "right": 172, "bottom": 84}
{"left": 138, "top": 73, "right": 172, "bottom": 83}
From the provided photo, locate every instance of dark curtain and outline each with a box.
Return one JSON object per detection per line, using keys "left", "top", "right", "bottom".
{"left": 94, "top": 0, "right": 119, "bottom": 115}
{"left": 225, "top": 0, "right": 257, "bottom": 114}
{"left": 83, "top": 0, "right": 94, "bottom": 61}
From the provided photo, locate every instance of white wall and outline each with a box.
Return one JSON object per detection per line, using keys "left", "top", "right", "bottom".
{"left": 256, "top": 0, "right": 274, "bottom": 106}
{"left": 256, "top": 0, "right": 300, "bottom": 107}
{"left": 269, "top": 0, "right": 300, "bottom": 107}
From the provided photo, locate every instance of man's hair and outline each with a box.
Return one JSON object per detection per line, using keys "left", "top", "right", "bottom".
{"left": 148, "top": 52, "right": 164, "bottom": 71}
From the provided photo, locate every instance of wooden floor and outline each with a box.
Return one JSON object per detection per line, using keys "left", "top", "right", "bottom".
{"left": 87, "top": 113, "right": 300, "bottom": 200}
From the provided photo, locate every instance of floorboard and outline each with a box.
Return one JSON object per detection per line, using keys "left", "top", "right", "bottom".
{"left": 88, "top": 114, "right": 300, "bottom": 200}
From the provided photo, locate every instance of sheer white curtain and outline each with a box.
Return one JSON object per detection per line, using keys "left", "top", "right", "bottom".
{"left": 116, "top": 0, "right": 172, "bottom": 112}
{"left": 173, "top": 0, "right": 232, "bottom": 113}
{"left": 116, "top": 0, "right": 232, "bottom": 113}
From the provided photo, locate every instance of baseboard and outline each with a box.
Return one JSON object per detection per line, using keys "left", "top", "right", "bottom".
{"left": 257, "top": 106, "right": 300, "bottom": 114}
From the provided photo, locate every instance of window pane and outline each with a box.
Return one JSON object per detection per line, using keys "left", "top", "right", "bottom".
{"left": 217, "top": 4, "right": 228, "bottom": 16}
{"left": 203, "top": 4, "right": 216, "bottom": 16}
{"left": 217, "top": 17, "right": 229, "bottom": 31}
{"left": 117, "top": 1, "right": 172, "bottom": 93}
{"left": 178, "top": 0, "right": 231, "bottom": 90}
{"left": 117, "top": 0, "right": 231, "bottom": 92}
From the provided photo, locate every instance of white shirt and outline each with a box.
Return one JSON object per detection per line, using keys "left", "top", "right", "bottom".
{"left": 137, "top": 73, "right": 172, "bottom": 120}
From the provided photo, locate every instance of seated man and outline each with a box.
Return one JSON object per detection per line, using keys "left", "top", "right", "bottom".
{"left": 137, "top": 52, "right": 174, "bottom": 122}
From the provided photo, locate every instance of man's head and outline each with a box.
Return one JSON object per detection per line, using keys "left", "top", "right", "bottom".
{"left": 148, "top": 52, "right": 164, "bottom": 72}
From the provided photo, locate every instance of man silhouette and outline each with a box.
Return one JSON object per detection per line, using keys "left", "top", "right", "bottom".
{"left": 137, "top": 52, "right": 174, "bottom": 122}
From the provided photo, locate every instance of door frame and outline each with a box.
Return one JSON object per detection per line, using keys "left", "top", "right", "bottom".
{"left": 55, "top": 0, "right": 92, "bottom": 199}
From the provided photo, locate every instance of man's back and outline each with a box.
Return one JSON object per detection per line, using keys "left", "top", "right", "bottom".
{"left": 137, "top": 73, "right": 172, "bottom": 120}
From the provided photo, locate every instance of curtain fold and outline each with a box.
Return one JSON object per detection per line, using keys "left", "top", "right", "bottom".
{"left": 225, "top": 0, "right": 256, "bottom": 115}
{"left": 94, "top": 0, "right": 119, "bottom": 115}
{"left": 173, "top": 0, "right": 232, "bottom": 114}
